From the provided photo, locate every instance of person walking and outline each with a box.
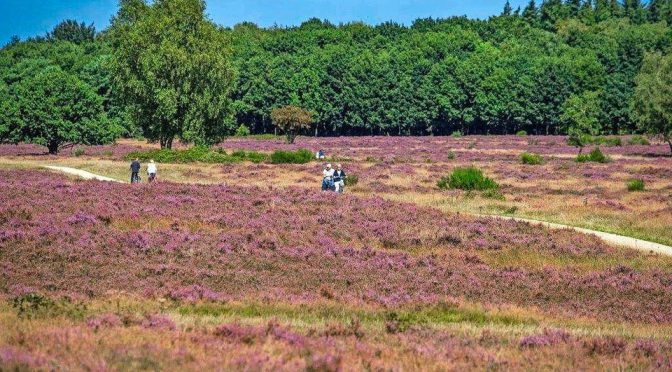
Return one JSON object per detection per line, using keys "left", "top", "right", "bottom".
{"left": 130, "top": 158, "right": 141, "bottom": 183}
{"left": 333, "top": 164, "right": 347, "bottom": 193}
{"left": 147, "top": 160, "right": 157, "bottom": 183}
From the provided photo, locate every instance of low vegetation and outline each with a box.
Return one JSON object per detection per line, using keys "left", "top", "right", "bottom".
{"left": 124, "top": 146, "right": 266, "bottom": 164}
{"left": 520, "top": 152, "right": 544, "bottom": 165}
{"left": 627, "top": 179, "right": 645, "bottom": 192}
{"left": 438, "top": 166, "right": 498, "bottom": 191}
{"left": 269, "top": 149, "right": 314, "bottom": 164}
{"left": 576, "top": 147, "right": 611, "bottom": 163}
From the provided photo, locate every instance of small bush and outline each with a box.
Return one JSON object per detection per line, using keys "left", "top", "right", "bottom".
{"left": 576, "top": 147, "right": 610, "bottom": 163}
{"left": 447, "top": 151, "right": 455, "bottom": 160}
{"left": 344, "top": 174, "right": 358, "bottom": 187}
{"left": 516, "top": 130, "right": 527, "bottom": 136}
{"left": 520, "top": 152, "right": 543, "bottom": 165}
{"left": 234, "top": 124, "right": 251, "bottom": 137}
{"left": 451, "top": 130, "right": 463, "bottom": 138}
{"left": 72, "top": 147, "right": 85, "bottom": 157}
{"left": 627, "top": 135, "right": 650, "bottom": 146}
{"left": 627, "top": 179, "right": 645, "bottom": 192}
{"left": 467, "top": 141, "right": 477, "bottom": 149}
{"left": 270, "top": 149, "right": 314, "bottom": 164}
{"left": 438, "top": 166, "right": 498, "bottom": 191}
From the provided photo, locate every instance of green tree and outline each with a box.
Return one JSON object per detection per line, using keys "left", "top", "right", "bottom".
{"left": 522, "top": 0, "right": 539, "bottom": 26}
{"left": 47, "top": 20, "right": 95, "bottom": 44}
{"left": 1, "top": 66, "right": 116, "bottom": 154}
{"left": 633, "top": 52, "right": 672, "bottom": 154}
{"left": 271, "top": 105, "right": 313, "bottom": 144}
{"left": 561, "top": 91, "right": 603, "bottom": 153}
{"left": 109, "top": 0, "right": 235, "bottom": 149}
{"left": 501, "top": 1, "right": 513, "bottom": 16}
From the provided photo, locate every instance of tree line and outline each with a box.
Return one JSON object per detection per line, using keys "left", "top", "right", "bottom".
{"left": 0, "top": 0, "right": 671, "bottom": 152}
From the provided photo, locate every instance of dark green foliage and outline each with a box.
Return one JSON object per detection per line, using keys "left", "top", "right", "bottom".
{"left": 124, "top": 146, "right": 266, "bottom": 164}
{"left": 447, "top": 151, "right": 456, "bottom": 160}
{"left": 269, "top": 149, "right": 314, "bottom": 164}
{"left": 0, "top": 65, "right": 118, "bottom": 154}
{"left": 109, "top": 0, "right": 236, "bottom": 148}
{"left": 516, "top": 130, "right": 527, "bottom": 136}
{"left": 521, "top": 152, "right": 544, "bottom": 165}
{"left": 438, "top": 167, "right": 499, "bottom": 191}
{"left": 627, "top": 178, "right": 645, "bottom": 191}
{"left": 48, "top": 20, "right": 95, "bottom": 44}
{"left": 576, "top": 147, "right": 611, "bottom": 163}
{"left": 344, "top": 174, "right": 359, "bottom": 187}
{"left": 2, "top": 1, "right": 671, "bottom": 141}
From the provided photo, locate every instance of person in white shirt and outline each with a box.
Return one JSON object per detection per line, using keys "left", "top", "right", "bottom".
{"left": 147, "top": 159, "right": 157, "bottom": 183}
{"left": 322, "top": 163, "right": 335, "bottom": 191}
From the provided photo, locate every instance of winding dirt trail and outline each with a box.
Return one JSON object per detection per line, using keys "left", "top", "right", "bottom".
{"left": 43, "top": 165, "right": 672, "bottom": 257}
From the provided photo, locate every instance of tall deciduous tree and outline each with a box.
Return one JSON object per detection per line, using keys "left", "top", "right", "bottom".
{"left": 633, "top": 52, "right": 672, "bottom": 154}
{"left": 1, "top": 66, "right": 116, "bottom": 154}
{"left": 109, "top": 0, "right": 235, "bottom": 149}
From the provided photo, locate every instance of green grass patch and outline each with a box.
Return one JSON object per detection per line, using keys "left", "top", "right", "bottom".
{"left": 269, "top": 149, "right": 314, "bottom": 164}
{"left": 520, "top": 152, "right": 543, "bottom": 165}
{"left": 576, "top": 147, "right": 610, "bottom": 163}
{"left": 627, "top": 179, "right": 645, "bottom": 192}
{"left": 438, "top": 166, "right": 499, "bottom": 191}
{"left": 516, "top": 130, "right": 527, "bottom": 136}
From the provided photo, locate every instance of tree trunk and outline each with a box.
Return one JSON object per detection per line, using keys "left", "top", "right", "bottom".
{"left": 668, "top": 140, "right": 672, "bottom": 155}
{"left": 47, "top": 142, "right": 59, "bottom": 155}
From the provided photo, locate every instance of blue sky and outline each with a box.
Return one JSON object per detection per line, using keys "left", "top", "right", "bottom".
{"left": 1, "top": 0, "right": 530, "bottom": 44}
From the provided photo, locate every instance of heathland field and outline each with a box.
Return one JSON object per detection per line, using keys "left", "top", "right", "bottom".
{"left": 1, "top": 136, "right": 672, "bottom": 370}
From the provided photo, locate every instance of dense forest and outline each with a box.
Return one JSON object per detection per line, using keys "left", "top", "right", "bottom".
{"left": 1, "top": 0, "right": 672, "bottom": 149}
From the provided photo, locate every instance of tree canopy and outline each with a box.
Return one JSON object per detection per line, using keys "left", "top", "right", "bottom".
{"left": 271, "top": 105, "right": 313, "bottom": 144}
{"left": 1, "top": 0, "right": 672, "bottom": 143}
{"left": 108, "top": 0, "right": 236, "bottom": 149}
{"left": 634, "top": 52, "right": 672, "bottom": 153}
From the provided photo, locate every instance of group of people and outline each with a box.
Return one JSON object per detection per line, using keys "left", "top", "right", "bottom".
{"left": 130, "top": 158, "right": 157, "bottom": 184}
{"left": 322, "top": 163, "right": 347, "bottom": 193}
{"left": 129, "top": 151, "right": 348, "bottom": 193}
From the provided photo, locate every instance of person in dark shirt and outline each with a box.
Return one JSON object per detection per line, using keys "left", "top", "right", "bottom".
{"left": 333, "top": 164, "right": 347, "bottom": 193}
{"left": 130, "top": 158, "right": 141, "bottom": 183}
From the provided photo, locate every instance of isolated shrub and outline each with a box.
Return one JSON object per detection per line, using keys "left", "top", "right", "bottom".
{"left": 627, "top": 179, "right": 645, "bottom": 192}
{"left": 627, "top": 135, "right": 650, "bottom": 145}
{"left": 451, "top": 130, "right": 463, "bottom": 138}
{"left": 576, "top": 147, "right": 610, "bottom": 163}
{"left": 270, "top": 149, "right": 313, "bottom": 164}
{"left": 72, "top": 147, "right": 85, "bottom": 157}
{"left": 520, "top": 152, "right": 543, "bottom": 165}
{"left": 447, "top": 151, "right": 455, "bottom": 160}
{"left": 438, "top": 166, "right": 498, "bottom": 191}
{"left": 467, "top": 141, "right": 477, "bottom": 149}
{"left": 234, "top": 124, "right": 251, "bottom": 137}
{"left": 516, "top": 130, "right": 527, "bottom": 136}
{"left": 344, "top": 174, "right": 358, "bottom": 187}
